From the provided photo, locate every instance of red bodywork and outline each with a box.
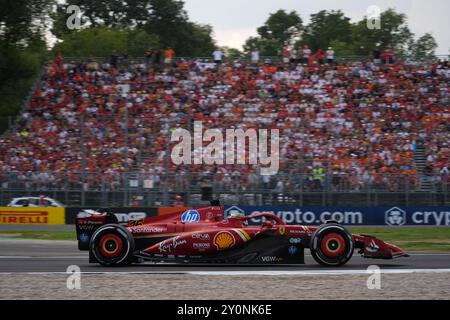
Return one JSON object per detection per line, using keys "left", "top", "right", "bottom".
{"left": 126, "top": 206, "right": 406, "bottom": 260}
{"left": 76, "top": 205, "right": 408, "bottom": 265}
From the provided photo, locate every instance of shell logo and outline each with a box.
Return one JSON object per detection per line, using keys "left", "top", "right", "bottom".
{"left": 213, "top": 231, "right": 235, "bottom": 250}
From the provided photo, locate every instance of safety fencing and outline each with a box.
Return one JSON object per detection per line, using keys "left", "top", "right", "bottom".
{"left": 223, "top": 205, "right": 450, "bottom": 226}
{"left": 1, "top": 172, "right": 449, "bottom": 208}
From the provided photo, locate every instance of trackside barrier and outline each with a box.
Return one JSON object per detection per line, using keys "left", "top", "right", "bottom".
{"left": 63, "top": 206, "right": 450, "bottom": 226}
{"left": 0, "top": 207, "right": 65, "bottom": 225}
{"left": 224, "top": 206, "right": 450, "bottom": 226}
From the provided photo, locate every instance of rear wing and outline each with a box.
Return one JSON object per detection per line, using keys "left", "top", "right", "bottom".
{"left": 75, "top": 209, "right": 118, "bottom": 250}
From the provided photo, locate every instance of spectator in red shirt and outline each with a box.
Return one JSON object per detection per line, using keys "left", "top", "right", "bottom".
{"left": 381, "top": 48, "right": 395, "bottom": 64}
{"left": 316, "top": 49, "right": 325, "bottom": 65}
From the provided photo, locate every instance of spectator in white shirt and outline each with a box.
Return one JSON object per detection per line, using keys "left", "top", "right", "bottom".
{"left": 302, "top": 45, "right": 311, "bottom": 64}
{"left": 326, "top": 47, "right": 335, "bottom": 64}
{"left": 213, "top": 49, "right": 223, "bottom": 64}
{"left": 251, "top": 49, "right": 260, "bottom": 64}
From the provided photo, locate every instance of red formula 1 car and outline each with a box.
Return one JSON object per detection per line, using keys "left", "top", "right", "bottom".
{"left": 75, "top": 201, "right": 408, "bottom": 267}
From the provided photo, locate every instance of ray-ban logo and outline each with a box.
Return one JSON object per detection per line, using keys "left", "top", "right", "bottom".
{"left": 171, "top": 121, "right": 280, "bottom": 175}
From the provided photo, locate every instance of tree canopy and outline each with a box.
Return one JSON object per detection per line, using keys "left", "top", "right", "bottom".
{"left": 52, "top": 0, "right": 216, "bottom": 56}
{"left": 53, "top": 27, "right": 160, "bottom": 57}
{"left": 351, "top": 9, "right": 414, "bottom": 55}
{"left": 244, "top": 10, "right": 303, "bottom": 56}
{"left": 0, "top": 0, "right": 54, "bottom": 116}
{"left": 409, "top": 33, "right": 438, "bottom": 59}
{"left": 301, "top": 10, "right": 352, "bottom": 51}
{"left": 245, "top": 8, "right": 439, "bottom": 58}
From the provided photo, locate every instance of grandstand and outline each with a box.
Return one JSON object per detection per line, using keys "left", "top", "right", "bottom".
{"left": 0, "top": 56, "right": 448, "bottom": 207}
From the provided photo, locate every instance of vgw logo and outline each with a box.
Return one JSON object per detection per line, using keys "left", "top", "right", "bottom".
{"left": 385, "top": 207, "right": 406, "bottom": 226}
{"left": 181, "top": 210, "right": 200, "bottom": 223}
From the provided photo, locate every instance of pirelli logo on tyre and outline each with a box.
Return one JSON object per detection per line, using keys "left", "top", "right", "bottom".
{"left": 0, "top": 207, "right": 66, "bottom": 225}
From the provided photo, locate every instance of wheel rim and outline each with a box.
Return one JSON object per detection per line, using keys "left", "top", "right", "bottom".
{"left": 320, "top": 233, "right": 346, "bottom": 258}
{"left": 98, "top": 234, "right": 123, "bottom": 258}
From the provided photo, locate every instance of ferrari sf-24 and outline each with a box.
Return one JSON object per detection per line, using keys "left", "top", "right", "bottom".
{"left": 75, "top": 201, "right": 408, "bottom": 267}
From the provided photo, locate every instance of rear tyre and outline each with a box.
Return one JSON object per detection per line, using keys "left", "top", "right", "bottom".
{"left": 90, "top": 224, "right": 135, "bottom": 266}
{"left": 310, "top": 223, "right": 354, "bottom": 267}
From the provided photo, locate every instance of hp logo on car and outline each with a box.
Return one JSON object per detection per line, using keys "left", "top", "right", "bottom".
{"left": 385, "top": 207, "right": 406, "bottom": 226}
{"left": 181, "top": 210, "right": 200, "bottom": 223}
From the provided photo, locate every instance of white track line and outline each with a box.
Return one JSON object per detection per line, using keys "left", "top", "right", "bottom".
{"left": 188, "top": 269, "right": 450, "bottom": 276}
{"left": 0, "top": 256, "right": 86, "bottom": 259}
{"left": 32, "top": 256, "right": 88, "bottom": 259}
{"left": 0, "top": 271, "right": 187, "bottom": 275}
{"left": 409, "top": 253, "right": 450, "bottom": 256}
{"left": 1, "top": 269, "right": 450, "bottom": 276}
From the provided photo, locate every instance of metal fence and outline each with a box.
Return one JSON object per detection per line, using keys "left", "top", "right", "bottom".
{"left": 54, "top": 54, "right": 450, "bottom": 64}
{"left": 0, "top": 171, "right": 448, "bottom": 207}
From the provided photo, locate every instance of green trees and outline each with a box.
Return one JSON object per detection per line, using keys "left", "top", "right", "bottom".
{"left": 351, "top": 9, "right": 414, "bottom": 56}
{"left": 0, "top": 0, "right": 55, "bottom": 116}
{"left": 52, "top": 0, "right": 216, "bottom": 56}
{"left": 301, "top": 10, "right": 352, "bottom": 51}
{"left": 243, "top": 10, "right": 303, "bottom": 56}
{"left": 220, "top": 47, "right": 243, "bottom": 59}
{"left": 172, "top": 23, "right": 216, "bottom": 57}
{"left": 409, "top": 33, "right": 438, "bottom": 59}
{"left": 245, "top": 8, "right": 439, "bottom": 58}
{"left": 256, "top": 10, "right": 303, "bottom": 45}
{"left": 53, "top": 27, "right": 160, "bottom": 57}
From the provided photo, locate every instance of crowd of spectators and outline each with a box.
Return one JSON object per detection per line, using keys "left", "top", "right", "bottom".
{"left": 0, "top": 52, "right": 448, "bottom": 193}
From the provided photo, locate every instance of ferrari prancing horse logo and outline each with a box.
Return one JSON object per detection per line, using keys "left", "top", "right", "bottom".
{"left": 279, "top": 227, "right": 286, "bottom": 235}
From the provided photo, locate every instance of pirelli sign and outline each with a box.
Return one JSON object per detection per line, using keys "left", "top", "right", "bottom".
{"left": 0, "top": 207, "right": 65, "bottom": 225}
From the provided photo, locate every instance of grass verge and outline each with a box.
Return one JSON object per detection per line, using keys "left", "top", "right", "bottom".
{"left": 0, "top": 230, "right": 76, "bottom": 241}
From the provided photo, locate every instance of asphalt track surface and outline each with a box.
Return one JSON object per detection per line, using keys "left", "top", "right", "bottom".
{"left": 1, "top": 238, "right": 450, "bottom": 273}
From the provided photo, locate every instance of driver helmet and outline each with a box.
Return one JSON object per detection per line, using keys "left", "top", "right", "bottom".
{"left": 228, "top": 211, "right": 245, "bottom": 218}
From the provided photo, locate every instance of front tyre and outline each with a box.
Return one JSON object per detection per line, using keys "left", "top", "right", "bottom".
{"left": 90, "top": 224, "right": 135, "bottom": 266}
{"left": 310, "top": 223, "right": 354, "bottom": 267}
